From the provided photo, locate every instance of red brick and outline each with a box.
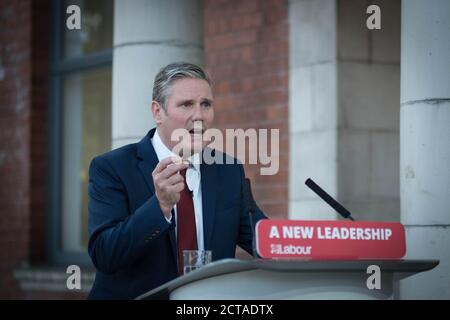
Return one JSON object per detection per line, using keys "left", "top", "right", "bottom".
{"left": 230, "top": 12, "right": 264, "bottom": 31}
{"left": 236, "top": 0, "right": 260, "bottom": 14}
{"left": 0, "top": 0, "right": 50, "bottom": 298}
{"left": 234, "top": 29, "right": 259, "bottom": 46}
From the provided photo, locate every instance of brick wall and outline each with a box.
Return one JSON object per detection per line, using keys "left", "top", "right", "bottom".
{"left": 0, "top": 0, "right": 69, "bottom": 299}
{"left": 0, "top": 0, "right": 33, "bottom": 299}
{"left": 203, "top": 0, "right": 289, "bottom": 223}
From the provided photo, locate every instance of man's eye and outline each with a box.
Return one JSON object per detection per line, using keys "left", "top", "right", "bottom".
{"left": 202, "top": 102, "right": 211, "bottom": 108}
{"left": 182, "top": 103, "right": 192, "bottom": 108}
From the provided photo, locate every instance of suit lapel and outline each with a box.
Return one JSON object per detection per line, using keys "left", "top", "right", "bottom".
{"left": 136, "top": 129, "right": 158, "bottom": 193}
{"left": 201, "top": 152, "right": 218, "bottom": 251}
{"left": 136, "top": 128, "right": 178, "bottom": 264}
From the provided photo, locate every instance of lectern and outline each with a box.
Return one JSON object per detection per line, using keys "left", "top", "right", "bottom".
{"left": 136, "top": 258, "right": 438, "bottom": 300}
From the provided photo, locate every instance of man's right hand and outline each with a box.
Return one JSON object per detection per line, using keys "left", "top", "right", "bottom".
{"left": 152, "top": 157, "right": 189, "bottom": 218}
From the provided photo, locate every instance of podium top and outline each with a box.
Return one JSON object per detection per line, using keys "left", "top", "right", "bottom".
{"left": 136, "top": 258, "right": 439, "bottom": 300}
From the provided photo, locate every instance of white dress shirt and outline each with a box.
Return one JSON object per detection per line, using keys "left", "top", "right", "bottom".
{"left": 151, "top": 129, "right": 204, "bottom": 251}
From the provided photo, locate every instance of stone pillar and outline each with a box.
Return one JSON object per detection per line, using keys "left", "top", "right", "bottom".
{"left": 289, "top": 0, "right": 339, "bottom": 220}
{"left": 399, "top": 0, "right": 450, "bottom": 299}
{"left": 112, "top": 0, "right": 203, "bottom": 148}
{"left": 289, "top": 0, "right": 401, "bottom": 222}
{"left": 337, "top": 0, "right": 401, "bottom": 222}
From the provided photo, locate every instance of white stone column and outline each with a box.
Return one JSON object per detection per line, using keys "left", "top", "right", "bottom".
{"left": 337, "top": 0, "right": 401, "bottom": 222}
{"left": 289, "top": 0, "right": 339, "bottom": 220}
{"left": 289, "top": 0, "right": 401, "bottom": 222}
{"left": 112, "top": 0, "right": 203, "bottom": 148}
{"left": 399, "top": 0, "right": 450, "bottom": 299}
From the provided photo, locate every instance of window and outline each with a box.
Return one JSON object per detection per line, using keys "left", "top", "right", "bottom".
{"left": 49, "top": 0, "right": 113, "bottom": 265}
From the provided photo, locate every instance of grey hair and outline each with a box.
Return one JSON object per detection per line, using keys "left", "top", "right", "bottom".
{"left": 152, "top": 62, "right": 212, "bottom": 110}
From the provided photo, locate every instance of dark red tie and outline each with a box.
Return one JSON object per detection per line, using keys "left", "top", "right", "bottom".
{"left": 177, "top": 168, "right": 197, "bottom": 275}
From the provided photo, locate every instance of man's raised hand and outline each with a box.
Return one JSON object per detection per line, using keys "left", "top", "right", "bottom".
{"left": 152, "top": 157, "right": 189, "bottom": 218}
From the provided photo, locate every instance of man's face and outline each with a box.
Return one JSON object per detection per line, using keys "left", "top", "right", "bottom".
{"left": 153, "top": 78, "right": 214, "bottom": 157}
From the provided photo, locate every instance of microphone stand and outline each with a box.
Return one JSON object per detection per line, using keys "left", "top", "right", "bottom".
{"left": 305, "top": 178, "right": 356, "bottom": 221}
{"left": 243, "top": 178, "right": 258, "bottom": 258}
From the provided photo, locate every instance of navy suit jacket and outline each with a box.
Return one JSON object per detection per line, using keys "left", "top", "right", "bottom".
{"left": 87, "top": 128, "right": 267, "bottom": 299}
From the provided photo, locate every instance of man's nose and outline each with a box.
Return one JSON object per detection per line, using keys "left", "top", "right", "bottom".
{"left": 191, "top": 104, "right": 204, "bottom": 121}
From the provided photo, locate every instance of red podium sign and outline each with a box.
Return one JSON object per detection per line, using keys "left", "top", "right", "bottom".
{"left": 255, "top": 220, "right": 406, "bottom": 260}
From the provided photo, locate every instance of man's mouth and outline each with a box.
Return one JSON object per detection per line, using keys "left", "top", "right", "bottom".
{"left": 189, "top": 128, "right": 205, "bottom": 135}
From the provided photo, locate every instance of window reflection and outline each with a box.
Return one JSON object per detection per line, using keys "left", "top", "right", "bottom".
{"left": 64, "top": 0, "right": 113, "bottom": 59}
{"left": 61, "top": 68, "right": 111, "bottom": 251}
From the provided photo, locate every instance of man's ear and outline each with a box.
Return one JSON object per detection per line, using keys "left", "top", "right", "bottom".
{"left": 151, "top": 101, "right": 164, "bottom": 124}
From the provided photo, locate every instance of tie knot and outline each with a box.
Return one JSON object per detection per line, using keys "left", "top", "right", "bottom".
{"left": 180, "top": 161, "right": 194, "bottom": 177}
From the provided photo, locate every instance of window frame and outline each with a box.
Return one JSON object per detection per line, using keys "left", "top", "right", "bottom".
{"left": 48, "top": 0, "right": 113, "bottom": 266}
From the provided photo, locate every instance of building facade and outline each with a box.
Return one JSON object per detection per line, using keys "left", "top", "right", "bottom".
{"left": 0, "top": 0, "right": 448, "bottom": 299}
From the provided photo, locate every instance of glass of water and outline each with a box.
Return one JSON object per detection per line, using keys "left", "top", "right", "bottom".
{"left": 183, "top": 250, "right": 212, "bottom": 275}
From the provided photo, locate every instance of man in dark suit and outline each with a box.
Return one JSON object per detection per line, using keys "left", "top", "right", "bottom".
{"left": 87, "top": 62, "right": 267, "bottom": 299}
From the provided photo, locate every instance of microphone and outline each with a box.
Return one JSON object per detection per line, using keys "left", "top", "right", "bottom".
{"left": 242, "top": 177, "right": 257, "bottom": 258}
{"left": 305, "top": 178, "right": 355, "bottom": 221}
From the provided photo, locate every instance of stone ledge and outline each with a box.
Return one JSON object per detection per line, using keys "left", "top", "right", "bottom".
{"left": 14, "top": 266, "right": 95, "bottom": 293}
